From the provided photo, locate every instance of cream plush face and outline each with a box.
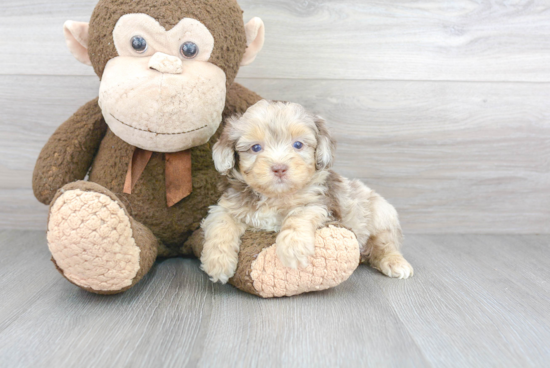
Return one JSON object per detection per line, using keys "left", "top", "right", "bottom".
{"left": 98, "top": 14, "right": 226, "bottom": 152}
{"left": 64, "top": 12, "right": 265, "bottom": 153}
{"left": 214, "top": 101, "right": 335, "bottom": 197}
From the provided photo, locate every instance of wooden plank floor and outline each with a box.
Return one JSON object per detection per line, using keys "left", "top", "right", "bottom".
{"left": 0, "top": 231, "right": 548, "bottom": 367}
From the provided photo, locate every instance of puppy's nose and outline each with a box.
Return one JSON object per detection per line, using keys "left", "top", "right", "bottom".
{"left": 271, "top": 164, "right": 288, "bottom": 178}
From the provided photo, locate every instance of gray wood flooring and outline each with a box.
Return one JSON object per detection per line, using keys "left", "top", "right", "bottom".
{"left": 0, "top": 230, "right": 548, "bottom": 368}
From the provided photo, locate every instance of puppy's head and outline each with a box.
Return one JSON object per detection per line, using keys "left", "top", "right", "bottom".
{"left": 213, "top": 100, "right": 335, "bottom": 197}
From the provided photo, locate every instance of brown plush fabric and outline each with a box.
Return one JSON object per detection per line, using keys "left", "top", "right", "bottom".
{"left": 182, "top": 228, "right": 278, "bottom": 297}
{"left": 130, "top": 218, "right": 160, "bottom": 288}
{"left": 33, "top": 98, "right": 107, "bottom": 205}
{"left": 228, "top": 223, "right": 356, "bottom": 297}
{"left": 88, "top": 0, "right": 247, "bottom": 86}
{"left": 88, "top": 130, "right": 218, "bottom": 252}
{"left": 182, "top": 228, "right": 206, "bottom": 258}
{"left": 228, "top": 231, "right": 278, "bottom": 296}
{"left": 84, "top": 83, "right": 262, "bottom": 252}
{"left": 34, "top": 83, "right": 262, "bottom": 254}
{"left": 223, "top": 82, "right": 265, "bottom": 118}
{"left": 33, "top": 0, "right": 310, "bottom": 296}
{"left": 48, "top": 181, "right": 159, "bottom": 295}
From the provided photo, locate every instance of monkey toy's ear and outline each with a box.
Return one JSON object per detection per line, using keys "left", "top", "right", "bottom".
{"left": 63, "top": 21, "right": 92, "bottom": 66}
{"left": 240, "top": 17, "right": 265, "bottom": 66}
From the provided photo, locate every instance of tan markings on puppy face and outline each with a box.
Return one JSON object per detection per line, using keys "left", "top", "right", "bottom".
{"left": 233, "top": 101, "right": 319, "bottom": 197}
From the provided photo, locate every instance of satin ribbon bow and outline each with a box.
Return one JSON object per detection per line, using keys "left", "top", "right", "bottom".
{"left": 123, "top": 147, "right": 192, "bottom": 207}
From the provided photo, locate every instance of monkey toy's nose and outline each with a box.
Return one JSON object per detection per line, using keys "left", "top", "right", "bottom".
{"left": 148, "top": 52, "right": 183, "bottom": 74}
{"left": 271, "top": 164, "right": 289, "bottom": 178}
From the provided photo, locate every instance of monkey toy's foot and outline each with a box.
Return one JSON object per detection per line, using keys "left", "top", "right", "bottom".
{"left": 230, "top": 226, "right": 360, "bottom": 298}
{"left": 47, "top": 181, "right": 158, "bottom": 294}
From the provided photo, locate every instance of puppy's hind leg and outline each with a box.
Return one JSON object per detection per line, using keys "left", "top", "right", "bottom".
{"left": 363, "top": 193, "right": 414, "bottom": 279}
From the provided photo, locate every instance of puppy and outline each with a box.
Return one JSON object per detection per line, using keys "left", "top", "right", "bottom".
{"left": 200, "top": 100, "right": 414, "bottom": 284}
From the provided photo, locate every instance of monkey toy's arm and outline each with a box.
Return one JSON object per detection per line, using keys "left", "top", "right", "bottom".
{"left": 223, "top": 82, "right": 263, "bottom": 117}
{"left": 33, "top": 98, "right": 108, "bottom": 205}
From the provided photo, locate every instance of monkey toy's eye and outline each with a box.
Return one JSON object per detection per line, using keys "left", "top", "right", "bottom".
{"left": 131, "top": 36, "right": 147, "bottom": 53}
{"left": 180, "top": 42, "right": 199, "bottom": 59}
{"left": 251, "top": 144, "right": 263, "bottom": 153}
{"left": 293, "top": 141, "right": 304, "bottom": 150}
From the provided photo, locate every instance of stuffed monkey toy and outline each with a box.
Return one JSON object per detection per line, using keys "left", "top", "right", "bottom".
{"left": 33, "top": 0, "right": 360, "bottom": 298}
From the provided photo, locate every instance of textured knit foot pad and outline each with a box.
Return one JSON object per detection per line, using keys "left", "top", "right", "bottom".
{"left": 250, "top": 226, "right": 360, "bottom": 298}
{"left": 47, "top": 189, "right": 141, "bottom": 292}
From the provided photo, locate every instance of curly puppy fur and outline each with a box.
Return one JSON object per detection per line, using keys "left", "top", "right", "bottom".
{"left": 201, "top": 100, "right": 414, "bottom": 283}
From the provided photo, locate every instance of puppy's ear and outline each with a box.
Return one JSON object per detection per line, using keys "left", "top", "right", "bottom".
{"left": 213, "top": 120, "right": 237, "bottom": 175}
{"left": 314, "top": 116, "right": 336, "bottom": 170}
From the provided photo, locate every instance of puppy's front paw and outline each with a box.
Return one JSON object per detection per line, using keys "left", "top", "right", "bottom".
{"left": 275, "top": 229, "right": 315, "bottom": 269}
{"left": 200, "top": 245, "right": 238, "bottom": 284}
{"left": 378, "top": 254, "right": 414, "bottom": 279}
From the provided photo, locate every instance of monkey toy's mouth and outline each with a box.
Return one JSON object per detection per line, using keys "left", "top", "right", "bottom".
{"left": 98, "top": 56, "right": 227, "bottom": 153}
{"left": 110, "top": 114, "right": 208, "bottom": 136}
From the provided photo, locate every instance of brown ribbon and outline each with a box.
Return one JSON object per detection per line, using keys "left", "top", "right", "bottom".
{"left": 124, "top": 147, "right": 193, "bottom": 207}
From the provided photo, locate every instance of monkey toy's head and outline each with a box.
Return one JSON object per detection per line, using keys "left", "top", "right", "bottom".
{"left": 63, "top": 0, "right": 264, "bottom": 153}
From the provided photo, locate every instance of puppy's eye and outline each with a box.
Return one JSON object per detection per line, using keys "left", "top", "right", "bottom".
{"left": 131, "top": 36, "right": 147, "bottom": 53}
{"left": 251, "top": 144, "right": 263, "bottom": 153}
{"left": 181, "top": 42, "right": 199, "bottom": 59}
{"left": 293, "top": 141, "right": 304, "bottom": 150}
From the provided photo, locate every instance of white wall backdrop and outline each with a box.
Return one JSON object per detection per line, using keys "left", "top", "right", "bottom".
{"left": 1, "top": 0, "right": 549, "bottom": 233}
